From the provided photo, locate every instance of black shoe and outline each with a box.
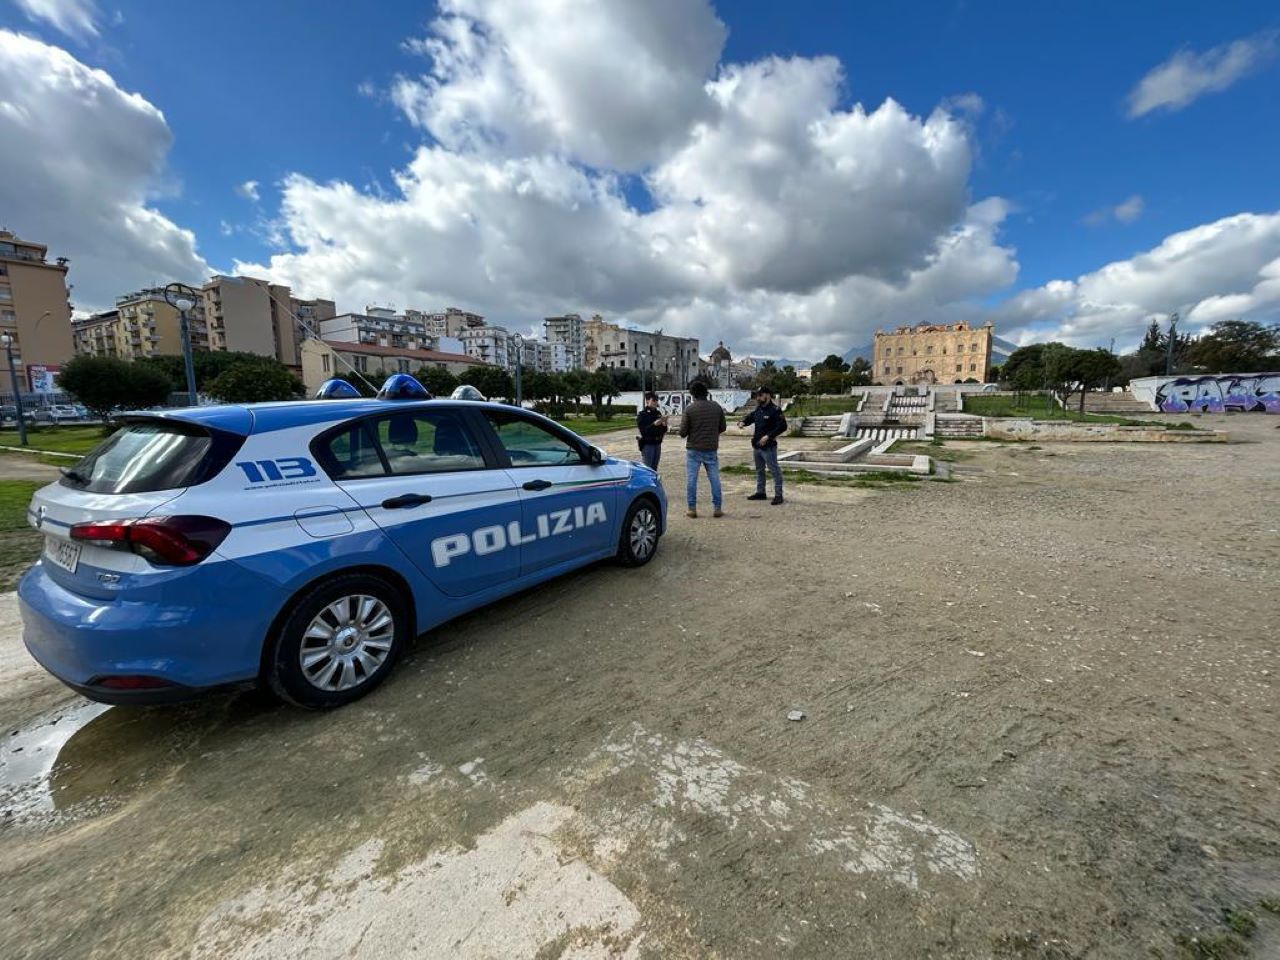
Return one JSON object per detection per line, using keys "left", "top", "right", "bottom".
{"left": 747, "top": 492, "right": 767, "bottom": 501}
{"left": 771, "top": 496, "right": 784, "bottom": 505}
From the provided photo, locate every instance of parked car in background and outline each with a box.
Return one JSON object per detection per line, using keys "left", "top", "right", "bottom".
{"left": 47, "top": 405, "right": 83, "bottom": 422}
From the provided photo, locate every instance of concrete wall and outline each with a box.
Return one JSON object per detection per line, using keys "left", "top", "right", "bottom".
{"left": 617, "top": 389, "right": 752, "bottom": 413}
{"left": 982, "top": 418, "right": 1229, "bottom": 443}
{"left": 1131, "top": 374, "right": 1280, "bottom": 413}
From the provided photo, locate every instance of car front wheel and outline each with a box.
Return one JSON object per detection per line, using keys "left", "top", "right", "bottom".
{"left": 617, "top": 498, "right": 661, "bottom": 567}
{"left": 267, "top": 573, "right": 410, "bottom": 709}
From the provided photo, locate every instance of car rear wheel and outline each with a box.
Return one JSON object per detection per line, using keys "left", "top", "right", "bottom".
{"left": 267, "top": 573, "right": 409, "bottom": 709}
{"left": 617, "top": 498, "right": 660, "bottom": 567}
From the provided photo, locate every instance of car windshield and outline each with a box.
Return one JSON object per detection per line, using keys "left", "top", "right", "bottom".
{"left": 61, "top": 421, "right": 218, "bottom": 494}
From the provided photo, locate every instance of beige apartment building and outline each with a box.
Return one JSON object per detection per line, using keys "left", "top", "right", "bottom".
{"left": 74, "top": 288, "right": 210, "bottom": 362}
{"left": 0, "top": 230, "right": 75, "bottom": 397}
{"left": 202, "top": 275, "right": 335, "bottom": 367}
{"left": 414, "top": 307, "right": 486, "bottom": 339}
{"left": 300, "top": 339, "right": 483, "bottom": 395}
{"left": 873, "top": 321, "right": 995, "bottom": 385}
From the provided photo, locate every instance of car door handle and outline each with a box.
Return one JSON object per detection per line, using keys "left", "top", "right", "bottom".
{"left": 522, "top": 479, "right": 553, "bottom": 491}
{"left": 381, "top": 493, "right": 433, "bottom": 509}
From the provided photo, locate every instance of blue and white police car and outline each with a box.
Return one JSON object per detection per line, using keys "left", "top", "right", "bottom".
{"left": 18, "top": 375, "right": 665, "bottom": 708}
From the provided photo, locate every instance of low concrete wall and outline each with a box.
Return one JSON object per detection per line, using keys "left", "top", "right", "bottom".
{"left": 982, "top": 419, "right": 1229, "bottom": 443}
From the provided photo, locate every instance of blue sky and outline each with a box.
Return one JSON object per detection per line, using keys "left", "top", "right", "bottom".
{"left": 2, "top": 0, "right": 1278, "bottom": 358}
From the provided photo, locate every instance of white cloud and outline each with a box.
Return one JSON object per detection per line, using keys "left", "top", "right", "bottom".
{"left": 392, "top": 0, "right": 726, "bottom": 171}
{"left": 996, "top": 212, "right": 1280, "bottom": 349}
{"left": 1127, "top": 32, "right": 1279, "bottom": 117}
{"left": 0, "top": 30, "right": 208, "bottom": 312}
{"left": 235, "top": 179, "right": 261, "bottom": 202}
{"left": 1084, "top": 194, "right": 1144, "bottom": 226}
{"left": 10, "top": 0, "right": 99, "bottom": 41}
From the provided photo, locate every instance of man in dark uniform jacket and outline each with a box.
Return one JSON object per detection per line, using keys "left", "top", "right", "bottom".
{"left": 740, "top": 386, "right": 787, "bottom": 504}
{"left": 636, "top": 391, "right": 668, "bottom": 470}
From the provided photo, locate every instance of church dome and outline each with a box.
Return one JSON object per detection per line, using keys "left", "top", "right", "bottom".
{"left": 710, "top": 341, "right": 732, "bottom": 363}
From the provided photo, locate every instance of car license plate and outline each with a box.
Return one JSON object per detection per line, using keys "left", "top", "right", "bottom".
{"left": 45, "top": 536, "right": 81, "bottom": 574}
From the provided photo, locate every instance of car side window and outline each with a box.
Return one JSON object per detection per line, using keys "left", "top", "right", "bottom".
{"left": 485, "top": 412, "right": 584, "bottom": 467}
{"left": 319, "top": 423, "right": 387, "bottom": 479}
{"left": 372, "top": 411, "right": 486, "bottom": 475}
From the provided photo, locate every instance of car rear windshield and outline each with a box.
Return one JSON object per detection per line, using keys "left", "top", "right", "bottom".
{"left": 60, "top": 420, "right": 241, "bottom": 494}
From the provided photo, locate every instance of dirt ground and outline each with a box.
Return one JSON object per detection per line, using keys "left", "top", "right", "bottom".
{"left": 0, "top": 414, "right": 1277, "bottom": 959}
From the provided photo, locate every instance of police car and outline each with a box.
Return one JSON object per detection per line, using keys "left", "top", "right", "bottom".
{"left": 18, "top": 375, "right": 665, "bottom": 708}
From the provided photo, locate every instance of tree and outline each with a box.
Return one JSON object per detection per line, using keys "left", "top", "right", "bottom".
{"left": 1070, "top": 348, "right": 1122, "bottom": 413}
{"left": 206, "top": 361, "right": 304, "bottom": 403}
{"left": 848, "top": 357, "right": 873, "bottom": 387}
{"left": 817, "top": 353, "right": 850, "bottom": 373}
{"left": 58, "top": 355, "right": 174, "bottom": 421}
{"left": 587, "top": 369, "right": 620, "bottom": 419}
{"left": 417, "top": 366, "right": 458, "bottom": 397}
{"left": 1182, "top": 319, "right": 1280, "bottom": 373}
{"left": 461, "top": 365, "right": 513, "bottom": 400}
{"left": 1001, "top": 344, "right": 1046, "bottom": 391}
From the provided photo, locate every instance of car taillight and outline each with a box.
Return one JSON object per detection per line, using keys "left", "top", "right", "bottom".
{"left": 69, "top": 516, "right": 232, "bottom": 566}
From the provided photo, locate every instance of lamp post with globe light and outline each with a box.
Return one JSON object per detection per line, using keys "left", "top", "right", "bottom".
{"left": 511, "top": 333, "right": 524, "bottom": 407}
{"left": 163, "top": 283, "right": 200, "bottom": 405}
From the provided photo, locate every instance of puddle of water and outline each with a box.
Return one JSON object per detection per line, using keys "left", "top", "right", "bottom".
{"left": 1, "top": 700, "right": 111, "bottom": 819}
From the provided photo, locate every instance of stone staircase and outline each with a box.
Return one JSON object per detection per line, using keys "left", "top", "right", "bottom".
{"left": 1062, "top": 390, "right": 1153, "bottom": 414}
{"left": 797, "top": 415, "right": 846, "bottom": 437}
{"left": 887, "top": 394, "right": 929, "bottom": 417}
{"left": 935, "top": 415, "right": 984, "bottom": 438}
{"left": 931, "top": 390, "right": 960, "bottom": 413}
{"left": 855, "top": 425, "right": 919, "bottom": 443}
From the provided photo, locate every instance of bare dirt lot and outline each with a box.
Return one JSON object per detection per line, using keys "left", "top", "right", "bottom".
{"left": 1, "top": 413, "right": 1277, "bottom": 959}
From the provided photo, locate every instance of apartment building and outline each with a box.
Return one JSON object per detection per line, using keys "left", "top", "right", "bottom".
{"left": 201, "top": 275, "right": 335, "bottom": 366}
{"left": 416, "top": 307, "right": 486, "bottom": 339}
{"left": 543, "top": 313, "right": 586, "bottom": 369}
{"left": 300, "top": 338, "right": 483, "bottom": 395}
{"left": 0, "top": 230, "right": 75, "bottom": 397}
{"left": 458, "top": 325, "right": 510, "bottom": 370}
{"left": 319, "top": 308, "right": 432, "bottom": 351}
{"left": 582, "top": 315, "right": 700, "bottom": 386}
{"left": 73, "top": 287, "right": 209, "bottom": 362}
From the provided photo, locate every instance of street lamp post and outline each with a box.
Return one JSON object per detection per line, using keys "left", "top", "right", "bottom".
{"left": 1164, "top": 311, "right": 1178, "bottom": 377}
{"left": 163, "top": 282, "right": 200, "bottom": 406}
{"left": 512, "top": 334, "right": 524, "bottom": 407}
{"left": 2, "top": 333, "right": 27, "bottom": 446}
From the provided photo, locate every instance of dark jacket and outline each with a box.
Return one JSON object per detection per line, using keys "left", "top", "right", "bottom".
{"left": 741, "top": 401, "right": 787, "bottom": 448}
{"left": 637, "top": 408, "right": 667, "bottom": 445}
{"left": 679, "top": 398, "right": 727, "bottom": 451}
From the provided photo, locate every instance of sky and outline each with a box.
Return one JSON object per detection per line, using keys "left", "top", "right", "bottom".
{"left": 1, "top": 0, "right": 1278, "bottom": 362}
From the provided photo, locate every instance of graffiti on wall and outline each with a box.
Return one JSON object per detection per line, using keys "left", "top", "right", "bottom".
{"left": 634, "top": 390, "right": 751, "bottom": 415}
{"left": 1155, "top": 374, "right": 1280, "bottom": 414}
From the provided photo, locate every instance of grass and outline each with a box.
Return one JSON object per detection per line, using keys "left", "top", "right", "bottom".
{"left": 721, "top": 463, "right": 921, "bottom": 489}
{"left": 961, "top": 393, "right": 1152, "bottom": 425}
{"left": 0, "top": 479, "right": 45, "bottom": 591}
{"left": 554, "top": 415, "right": 638, "bottom": 437}
{"left": 784, "top": 397, "right": 862, "bottom": 416}
{"left": 891, "top": 439, "right": 971, "bottom": 463}
{"left": 0, "top": 424, "right": 106, "bottom": 455}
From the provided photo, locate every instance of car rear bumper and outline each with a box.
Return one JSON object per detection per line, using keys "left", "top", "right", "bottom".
{"left": 18, "top": 559, "right": 279, "bottom": 697}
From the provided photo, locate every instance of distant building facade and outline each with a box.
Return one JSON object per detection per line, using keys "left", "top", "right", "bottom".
{"left": 300, "top": 338, "right": 484, "bottom": 395}
{"left": 544, "top": 313, "right": 586, "bottom": 369}
{"left": 0, "top": 230, "right": 75, "bottom": 397}
{"left": 418, "top": 307, "right": 486, "bottom": 339}
{"left": 583, "top": 315, "right": 700, "bottom": 386}
{"left": 459, "top": 325, "right": 510, "bottom": 369}
{"left": 873, "top": 321, "right": 994, "bottom": 385}
{"left": 74, "top": 287, "right": 209, "bottom": 362}
{"left": 201, "top": 275, "right": 335, "bottom": 367}
{"left": 319, "top": 308, "right": 433, "bottom": 352}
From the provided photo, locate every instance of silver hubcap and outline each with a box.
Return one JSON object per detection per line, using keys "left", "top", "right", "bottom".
{"left": 299, "top": 595, "right": 395, "bottom": 692}
{"left": 630, "top": 508, "right": 658, "bottom": 559}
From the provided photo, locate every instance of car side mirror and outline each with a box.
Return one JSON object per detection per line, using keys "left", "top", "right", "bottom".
{"left": 586, "top": 445, "right": 605, "bottom": 466}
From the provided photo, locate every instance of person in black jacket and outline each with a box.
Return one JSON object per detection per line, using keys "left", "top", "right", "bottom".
{"left": 636, "top": 391, "right": 669, "bottom": 470}
{"left": 741, "top": 386, "right": 787, "bottom": 504}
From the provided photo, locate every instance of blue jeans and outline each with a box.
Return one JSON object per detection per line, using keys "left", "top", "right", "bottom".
{"left": 685, "top": 449, "right": 722, "bottom": 509}
{"left": 753, "top": 443, "right": 783, "bottom": 498}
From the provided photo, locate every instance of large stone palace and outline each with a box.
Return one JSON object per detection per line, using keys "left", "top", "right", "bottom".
{"left": 873, "top": 321, "right": 995, "bottom": 385}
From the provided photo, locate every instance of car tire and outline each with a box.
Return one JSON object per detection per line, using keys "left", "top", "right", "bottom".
{"left": 616, "top": 497, "right": 661, "bottom": 567}
{"left": 266, "top": 573, "right": 410, "bottom": 709}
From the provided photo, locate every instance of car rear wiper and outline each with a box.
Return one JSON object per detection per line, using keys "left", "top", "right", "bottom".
{"left": 59, "top": 467, "right": 89, "bottom": 485}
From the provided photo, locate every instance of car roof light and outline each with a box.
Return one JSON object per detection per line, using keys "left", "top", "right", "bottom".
{"left": 315, "top": 378, "right": 362, "bottom": 400}
{"left": 377, "top": 374, "right": 432, "bottom": 401}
